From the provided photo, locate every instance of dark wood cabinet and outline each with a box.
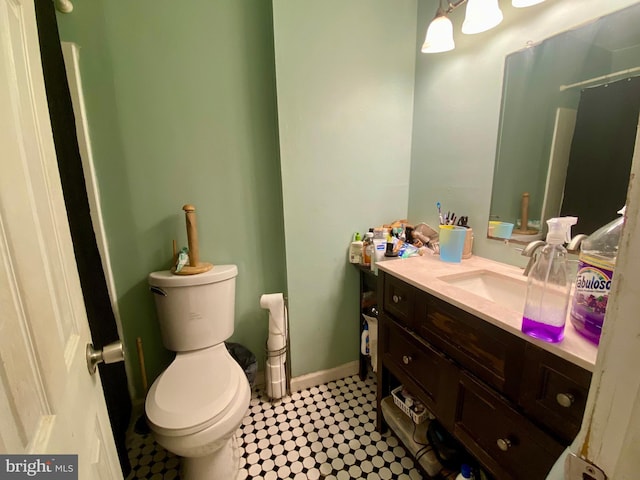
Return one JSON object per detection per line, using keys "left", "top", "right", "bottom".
{"left": 519, "top": 343, "right": 592, "bottom": 443}
{"left": 416, "top": 294, "right": 525, "bottom": 401}
{"left": 377, "top": 271, "right": 592, "bottom": 480}
{"left": 455, "top": 373, "right": 564, "bottom": 480}
{"left": 357, "top": 265, "right": 378, "bottom": 380}
{"left": 383, "top": 274, "right": 419, "bottom": 330}
{"left": 380, "top": 314, "right": 459, "bottom": 430}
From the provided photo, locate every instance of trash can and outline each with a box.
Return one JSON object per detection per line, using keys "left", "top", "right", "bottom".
{"left": 225, "top": 342, "right": 257, "bottom": 388}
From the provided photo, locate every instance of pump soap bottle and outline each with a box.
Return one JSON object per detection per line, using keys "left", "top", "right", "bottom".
{"left": 521, "top": 217, "right": 577, "bottom": 343}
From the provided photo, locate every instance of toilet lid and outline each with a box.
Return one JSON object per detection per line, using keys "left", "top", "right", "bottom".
{"left": 146, "top": 345, "right": 241, "bottom": 434}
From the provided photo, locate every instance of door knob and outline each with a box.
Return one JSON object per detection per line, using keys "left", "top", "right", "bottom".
{"left": 86, "top": 341, "right": 125, "bottom": 375}
{"left": 402, "top": 355, "right": 412, "bottom": 365}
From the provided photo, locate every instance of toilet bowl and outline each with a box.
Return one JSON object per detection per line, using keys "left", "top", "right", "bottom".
{"left": 146, "top": 266, "right": 250, "bottom": 480}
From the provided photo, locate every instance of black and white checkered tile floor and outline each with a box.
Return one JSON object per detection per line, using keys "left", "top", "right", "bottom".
{"left": 126, "top": 374, "right": 425, "bottom": 479}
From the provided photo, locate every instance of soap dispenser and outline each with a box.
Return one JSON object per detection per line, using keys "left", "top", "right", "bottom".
{"left": 521, "top": 217, "right": 577, "bottom": 343}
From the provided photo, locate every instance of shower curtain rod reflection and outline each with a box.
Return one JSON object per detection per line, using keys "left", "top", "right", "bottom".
{"left": 560, "top": 66, "right": 640, "bottom": 91}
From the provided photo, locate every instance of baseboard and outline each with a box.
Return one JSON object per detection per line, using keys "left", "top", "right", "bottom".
{"left": 253, "top": 360, "right": 360, "bottom": 394}
{"left": 289, "top": 360, "right": 360, "bottom": 393}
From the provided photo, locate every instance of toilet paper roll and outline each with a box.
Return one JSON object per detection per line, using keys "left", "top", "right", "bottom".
{"left": 260, "top": 293, "right": 287, "bottom": 351}
{"left": 266, "top": 356, "right": 287, "bottom": 399}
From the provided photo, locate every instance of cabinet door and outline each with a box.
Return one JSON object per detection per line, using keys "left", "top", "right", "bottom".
{"left": 519, "top": 343, "right": 592, "bottom": 443}
{"left": 454, "top": 373, "right": 564, "bottom": 480}
{"left": 380, "top": 315, "right": 459, "bottom": 429}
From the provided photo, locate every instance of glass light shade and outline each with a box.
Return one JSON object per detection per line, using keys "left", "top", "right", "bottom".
{"left": 462, "top": 0, "right": 503, "bottom": 34}
{"left": 512, "top": 0, "right": 545, "bottom": 6}
{"left": 421, "top": 15, "right": 455, "bottom": 53}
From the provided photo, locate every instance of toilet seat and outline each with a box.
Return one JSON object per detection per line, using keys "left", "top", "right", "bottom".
{"left": 146, "top": 344, "right": 244, "bottom": 437}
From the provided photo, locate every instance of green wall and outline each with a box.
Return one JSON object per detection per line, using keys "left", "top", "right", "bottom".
{"left": 57, "top": 0, "right": 286, "bottom": 400}
{"left": 57, "top": 0, "right": 638, "bottom": 400}
{"left": 272, "top": 0, "right": 417, "bottom": 376}
{"left": 408, "top": 0, "right": 640, "bottom": 267}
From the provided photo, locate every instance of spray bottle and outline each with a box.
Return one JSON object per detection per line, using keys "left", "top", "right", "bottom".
{"left": 521, "top": 217, "right": 577, "bottom": 343}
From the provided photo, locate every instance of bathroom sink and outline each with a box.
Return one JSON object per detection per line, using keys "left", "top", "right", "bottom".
{"left": 439, "top": 270, "right": 527, "bottom": 313}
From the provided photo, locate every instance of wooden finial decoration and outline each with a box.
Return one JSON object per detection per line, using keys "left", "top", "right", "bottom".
{"left": 171, "top": 204, "right": 213, "bottom": 275}
{"left": 513, "top": 192, "right": 539, "bottom": 235}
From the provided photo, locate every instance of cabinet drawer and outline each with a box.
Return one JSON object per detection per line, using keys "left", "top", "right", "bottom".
{"left": 416, "top": 294, "right": 526, "bottom": 401}
{"left": 454, "top": 373, "right": 564, "bottom": 480}
{"left": 383, "top": 274, "right": 418, "bottom": 330}
{"left": 519, "top": 344, "right": 592, "bottom": 443}
{"left": 380, "top": 315, "right": 458, "bottom": 428}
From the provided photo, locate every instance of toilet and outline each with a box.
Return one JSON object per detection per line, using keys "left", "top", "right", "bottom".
{"left": 146, "top": 265, "right": 250, "bottom": 480}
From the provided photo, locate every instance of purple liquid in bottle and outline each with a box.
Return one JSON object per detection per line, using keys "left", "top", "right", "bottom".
{"left": 522, "top": 317, "right": 565, "bottom": 343}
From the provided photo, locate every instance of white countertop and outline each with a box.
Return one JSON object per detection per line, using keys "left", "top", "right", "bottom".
{"left": 376, "top": 254, "right": 599, "bottom": 372}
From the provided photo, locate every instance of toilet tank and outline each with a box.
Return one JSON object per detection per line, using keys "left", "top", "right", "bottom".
{"left": 148, "top": 265, "right": 238, "bottom": 352}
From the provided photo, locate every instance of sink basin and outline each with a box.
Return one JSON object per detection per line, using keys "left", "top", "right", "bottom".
{"left": 439, "top": 270, "right": 527, "bottom": 313}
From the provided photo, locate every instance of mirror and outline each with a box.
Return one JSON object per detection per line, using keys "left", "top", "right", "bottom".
{"left": 489, "top": 4, "right": 640, "bottom": 242}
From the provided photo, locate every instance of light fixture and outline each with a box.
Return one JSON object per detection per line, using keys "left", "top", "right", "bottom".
{"left": 512, "top": 0, "right": 545, "bottom": 7}
{"left": 461, "top": 0, "right": 503, "bottom": 34}
{"left": 421, "top": 7, "right": 456, "bottom": 53}
{"left": 422, "top": 0, "right": 544, "bottom": 54}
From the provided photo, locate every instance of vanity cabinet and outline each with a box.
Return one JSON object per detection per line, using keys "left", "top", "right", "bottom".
{"left": 376, "top": 271, "right": 592, "bottom": 480}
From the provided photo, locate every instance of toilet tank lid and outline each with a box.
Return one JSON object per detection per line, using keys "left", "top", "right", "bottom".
{"left": 148, "top": 264, "right": 237, "bottom": 287}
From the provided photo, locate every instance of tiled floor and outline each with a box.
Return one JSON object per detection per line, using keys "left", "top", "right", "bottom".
{"left": 126, "top": 374, "right": 426, "bottom": 479}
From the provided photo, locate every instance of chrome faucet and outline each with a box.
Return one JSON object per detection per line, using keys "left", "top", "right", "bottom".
{"left": 520, "top": 234, "right": 586, "bottom": 276}
{"left": 567, "top": 234, "right": 588, "bottom": 253}
{"left": 521, "top": 240, "right": 546, "bottom": 276}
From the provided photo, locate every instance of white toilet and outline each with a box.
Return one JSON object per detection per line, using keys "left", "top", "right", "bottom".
{"left": 146, "top": 265, "right": 250, "bottom": 480}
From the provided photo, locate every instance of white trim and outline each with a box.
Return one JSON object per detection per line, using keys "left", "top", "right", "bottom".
{"left": 60, "top": 42, "right": 135, "bottom": 398}
{"left": 289, "top": 361, "right": 360, "bottom": 393}
{"left": 254, "top": 361, "right": 361, "bottom": 393}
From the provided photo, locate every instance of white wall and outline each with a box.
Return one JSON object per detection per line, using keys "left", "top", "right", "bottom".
{"left": 272, "top": 1, "right": 417, "bottom": 376}
{"left": 408, "top": 0, "right": 640, "bottom": 267}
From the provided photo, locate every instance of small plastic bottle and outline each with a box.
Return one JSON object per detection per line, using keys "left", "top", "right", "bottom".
{"left": 349, "top": 232, "right": 363, "bottom": 264}
{"left": 570, "top": 207, "right": 625, "bottom": 344}
{"left": 362, "top": 232, "right": 374, "bottom": 267}
{"left": 455, "top": 464, "right": 474, "bottom": 480}
{"left": 522, "top": 217, "right": 577, "bottom": 343}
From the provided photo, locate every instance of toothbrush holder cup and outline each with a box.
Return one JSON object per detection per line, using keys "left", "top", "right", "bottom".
{"left": 439, "top": 226, "right": 467, "bottom": 263}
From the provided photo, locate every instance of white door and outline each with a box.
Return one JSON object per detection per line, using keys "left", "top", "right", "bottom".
{"left": 567, "top": 120, "right": 640, "bottom": 478}
{"left": 545, "top": 125, "right": 640, "bottom": 479}
{"left": 0, "top": 0, "right": 122, "bottom": 478}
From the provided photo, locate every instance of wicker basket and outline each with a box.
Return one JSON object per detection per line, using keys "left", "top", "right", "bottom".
{"left": 391, "top": 386, "right": 428, "bottom": 424}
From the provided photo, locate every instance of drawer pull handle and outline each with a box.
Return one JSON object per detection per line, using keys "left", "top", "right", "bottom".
{"left": 497, "top": 438, "right": 512, "bottom": 451}
{"left": 392, "top": 294, "right": 403, "bottom": 304}
{"left": 556, "top": 393, "right": 575, "bottom": 408}
{"left": 402, "top": 355, "right": 412, "bottom": 365}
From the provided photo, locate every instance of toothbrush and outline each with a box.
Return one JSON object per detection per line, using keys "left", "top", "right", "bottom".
{"left": 437, "top": 202, "right": 443, "bottom": 225}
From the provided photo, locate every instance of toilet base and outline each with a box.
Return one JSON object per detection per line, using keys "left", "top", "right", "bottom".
{"left": 181, "top": 434, "right": 240, "bottom": 480}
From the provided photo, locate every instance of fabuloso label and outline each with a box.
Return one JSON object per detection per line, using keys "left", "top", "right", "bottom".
{"left": 570, "top": 257, "right": 614, "bottom": 343}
